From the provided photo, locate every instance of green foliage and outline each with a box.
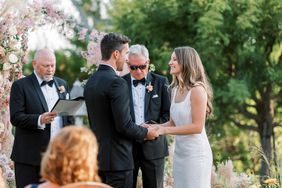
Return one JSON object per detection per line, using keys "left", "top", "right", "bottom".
{"left": 217, "top": 79, "right": 251, "bottom": 105}
{"left": 210, "top": 123, "right": 260, "bottom": 173}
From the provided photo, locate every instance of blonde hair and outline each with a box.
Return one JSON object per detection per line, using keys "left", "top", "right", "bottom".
{"left": 40, "top": 126, "right": 100, "bottom": 185}
{"left": 170, "top": 46, "right": 213, "bottom": 117}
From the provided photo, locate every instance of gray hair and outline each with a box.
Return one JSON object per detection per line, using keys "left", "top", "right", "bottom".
{"left": 129, "top": 44, "right": 149, "bottom": 60}
{"left": 34, "top": 48, "right": 55, "bottom": 62}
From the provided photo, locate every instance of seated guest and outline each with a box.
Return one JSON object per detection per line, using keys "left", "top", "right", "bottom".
{"left": 25, "top": 126, "right": 101, "bottom": 188}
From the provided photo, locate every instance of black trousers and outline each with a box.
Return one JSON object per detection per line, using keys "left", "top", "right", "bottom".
{"left": 132, "top": 148, "right": 165, "bottom": 188}
{"left": 99, "top": 170, "right": 133, "bottom": 188}
{"left": 15, "top": 162, "right": 41, "bottom": 188}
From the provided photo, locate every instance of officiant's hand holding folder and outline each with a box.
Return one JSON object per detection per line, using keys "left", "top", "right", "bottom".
{"left": 51, "top": 96, "right": 84, "bottom": 116}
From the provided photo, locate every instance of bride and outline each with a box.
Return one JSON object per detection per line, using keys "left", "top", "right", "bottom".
{"left": 155, "top": 46, "right": 213, "bottom": 188}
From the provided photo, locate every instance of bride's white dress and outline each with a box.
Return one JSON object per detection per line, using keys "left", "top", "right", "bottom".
{"left": 171, "top": 89, "right": 212, "bottom": 188}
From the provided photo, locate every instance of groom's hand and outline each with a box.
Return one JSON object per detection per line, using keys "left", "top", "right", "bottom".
{"left": 140, "top": 123, "right": 150, "bottom": 128}
{"left": 146, "top": 126, "right": 159, "bottom": 140}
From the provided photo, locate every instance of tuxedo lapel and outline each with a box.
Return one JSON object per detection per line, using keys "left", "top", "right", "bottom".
{"left": 144, "top": 73, "right": 153, "bottom": 115}
{"left": 31, "top": 73, "right": 49, "bottom": 112}
{"left": 124, "top": 74, "right": 135, "bottom": 122}
{"left": 53, "top": 78, "right": 64, "bottom": 99}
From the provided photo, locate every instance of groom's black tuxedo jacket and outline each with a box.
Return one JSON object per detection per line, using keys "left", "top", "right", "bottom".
{"left": 9, "top": 73, "right": 74, "bottom": 166}
{"left": 123, "top": 72, "right": 170, "bottom": 159}
{"left": 84, "top": 65, "right": 148, "bottom": 171}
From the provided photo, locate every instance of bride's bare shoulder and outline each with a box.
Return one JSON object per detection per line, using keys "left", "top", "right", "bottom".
{"left": 190, "top": 85, "right": 207, "bottom": 100}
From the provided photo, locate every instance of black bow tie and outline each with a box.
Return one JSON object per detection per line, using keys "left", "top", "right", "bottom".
{"left": 133, "top": 78, "right": 146, "bottom": 87}
{"left": 41, "top": 80, "right": 54, "bottom": 87}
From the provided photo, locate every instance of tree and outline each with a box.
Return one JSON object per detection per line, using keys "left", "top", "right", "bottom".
{"left": 109, "top": 0, "right": 282, "bottom": 177}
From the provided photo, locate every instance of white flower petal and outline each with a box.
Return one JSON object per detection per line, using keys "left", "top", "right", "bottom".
{"left": 8, "top": 54, "right": 18, "bottom": 63}
{"left": 0, "top": 122, "right": 5, "bottom": 132}
{"left": 3, "top": 63, "right": 12, "bottom": 70}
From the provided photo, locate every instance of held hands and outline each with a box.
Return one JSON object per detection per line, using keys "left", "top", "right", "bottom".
{"left": 141, "top": 123, "right": 166, "bottom": 140}
{"left": 40, "top": 112, "right": 57, "bottom": 124}
{"left": 151, "top": 124, "right": 165, "bottom": 135}
{"left": 146, "top": 126, "right": 159, "bottom": 140}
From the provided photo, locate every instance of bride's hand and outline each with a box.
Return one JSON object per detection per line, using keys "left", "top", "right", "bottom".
{"left": 154, "top": 124, "right": 165, "bottom": 135}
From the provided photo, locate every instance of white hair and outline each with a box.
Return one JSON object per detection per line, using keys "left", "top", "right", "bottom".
{"left": 34, "top": 48, "right": 55, "bottom": 61}
{"left": 129, "top": 44, "right": 149, "bottom": 60}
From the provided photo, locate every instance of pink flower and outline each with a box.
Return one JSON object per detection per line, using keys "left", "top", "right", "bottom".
{"left": 3, "top": 169, "right": 14, "bottom": 181}
{"left": 0, "top": 46, "right": 5, "bottom": 58}
{"left": 89, "top": 29, "right": 99, "bottom": 40}
{"left": 83, "top": 41, "right": 102, "bottom": 65}
{"left": 0, "top": 2, "right": 77, "bottom": 185}
{"left": 146, "top": 82, "right": 153, "bottom": 92}
{"left": 43, "top": 2, "right": 58, "bottom": 18}
{"left": 87, "top": 41, "right": 96, "bottom": 51}
{"left": 58, "top": 86, "right": 65, "bottom": 93}
{"left": 0, "top": 122, "right": 4, "bottom": 133}
{"left": 78, "top": 28, "right": 88, "bottom": 40}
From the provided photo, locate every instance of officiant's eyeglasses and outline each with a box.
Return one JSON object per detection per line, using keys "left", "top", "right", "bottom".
{"left": 129, "top": 64, "right": 147, "bottom": 70}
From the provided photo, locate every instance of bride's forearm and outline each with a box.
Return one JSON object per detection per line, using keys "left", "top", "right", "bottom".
{"left": 164, "top": 123, "right": 203, "bottom": 135}
{"left": 160, "top": 120, "right": 175, "bottom": 127}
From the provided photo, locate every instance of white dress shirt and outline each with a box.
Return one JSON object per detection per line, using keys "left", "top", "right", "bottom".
{"left": 131, "top": 76, "right": 146, "bottom": 125}
{"left": 34, "top": 71, "right": 63, "bottom": 139}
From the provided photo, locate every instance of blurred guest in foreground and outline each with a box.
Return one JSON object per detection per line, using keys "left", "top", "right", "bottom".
{"left": 25, "top": 126, "right": 101, "bottom": 188}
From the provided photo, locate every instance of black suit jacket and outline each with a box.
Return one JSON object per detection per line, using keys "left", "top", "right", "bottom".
{"left": 123, "top": 72, "right": 170, "bottom": 159}
{"left": 84, "top": 65, "right": 148, "bottom": 171}
{"left": 9, "top": 73, "right": 74, "bottom": 166}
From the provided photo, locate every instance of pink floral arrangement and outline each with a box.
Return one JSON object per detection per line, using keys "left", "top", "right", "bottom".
{"left": 80, "top": 28, "right": 106, "bottom": 76}
{"left": 0, "top": 0, "right": 76, "bottom": 184}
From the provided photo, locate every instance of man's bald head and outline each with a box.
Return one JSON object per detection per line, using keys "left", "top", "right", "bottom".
{"left": 34, "top": 49, "right": 56, "bottom": 62}
{"left": 33, "top": 48, "right": 56, "bottom": 81}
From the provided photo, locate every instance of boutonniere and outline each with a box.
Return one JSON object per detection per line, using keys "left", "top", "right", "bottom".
{"left": 58, "top": 85, "right": 65, "bottom": 93}
{"left": 146, "top": 82, "right": 153, "bottom": 93}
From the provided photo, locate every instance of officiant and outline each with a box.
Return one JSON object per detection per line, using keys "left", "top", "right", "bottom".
{"left": 122, "top": 44, "right": 170, "bottom": 188}
{"left": 9, "top": 48, "right": 74, "bottom": 188}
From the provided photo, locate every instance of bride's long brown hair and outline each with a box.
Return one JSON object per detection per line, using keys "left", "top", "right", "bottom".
{"left": 170, "top": 46, "right": 213, "bottom": 117}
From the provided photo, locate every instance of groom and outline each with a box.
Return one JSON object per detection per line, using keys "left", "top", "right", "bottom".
{"left": 84, "top": 33, "right": 159, "bottom": 188}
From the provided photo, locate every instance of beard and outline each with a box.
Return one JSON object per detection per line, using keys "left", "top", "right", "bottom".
{"left": 43, "top": 75, "right": 53, "bottom": 81}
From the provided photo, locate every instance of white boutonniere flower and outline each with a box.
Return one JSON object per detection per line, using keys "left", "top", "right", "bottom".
{"left": 58, "top": 85, "right": 65, "bottom": 93}
{"left": 146, "top": 82, "right": 153, "bottom": 93}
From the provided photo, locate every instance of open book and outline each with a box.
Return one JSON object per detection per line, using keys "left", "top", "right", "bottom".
{"left": 51, "top": 97, "right": 84, "bottom": 116}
